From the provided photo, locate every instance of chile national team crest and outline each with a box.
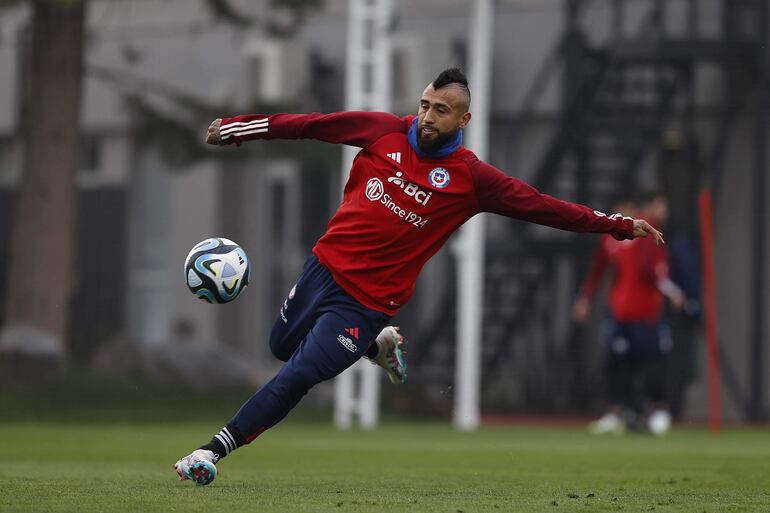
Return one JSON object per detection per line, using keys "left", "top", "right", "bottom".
{"left": 428, "top": 167, "right": 450, "bottom": 189}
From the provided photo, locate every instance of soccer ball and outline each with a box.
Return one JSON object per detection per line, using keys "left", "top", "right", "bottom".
{"left": 184, "top": 238, "right": 250, "bottom": 304}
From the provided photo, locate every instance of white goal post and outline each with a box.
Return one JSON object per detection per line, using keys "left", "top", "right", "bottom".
{"left": 452, "top": 0, "right": 494, "bottom": 432}
{"left": 333, "top": 0, "right": 393, "bottom": 430}
{"left": 333, "top": 0, "right": 494, "bottom": 431}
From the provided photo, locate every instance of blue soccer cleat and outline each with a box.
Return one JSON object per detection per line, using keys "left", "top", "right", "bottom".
{"left": 174, "top": 449, "right": 218, "bottom": 486}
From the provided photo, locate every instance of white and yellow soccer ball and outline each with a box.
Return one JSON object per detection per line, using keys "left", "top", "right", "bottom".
{"left": 184, "top": 238, "right": 250, "bottom": 304}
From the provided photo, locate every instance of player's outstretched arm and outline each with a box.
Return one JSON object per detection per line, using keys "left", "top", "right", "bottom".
{"left": 470, "top": 160, "right": 636, "bottom": 240}
{"left": 204, "top": 111, "right": 406, "bottom": 148}
{"left": 632, "top": 219, "right": 665, "bottom": 245}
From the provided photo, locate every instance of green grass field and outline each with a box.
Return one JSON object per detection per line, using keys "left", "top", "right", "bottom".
{"left": 2, "top": 421, "right": 769, "bottom": 513}
{"left": 1, "top": 371, "right": 768, "bottom": 512}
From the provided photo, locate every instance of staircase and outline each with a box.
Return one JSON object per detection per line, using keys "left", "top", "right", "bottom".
{"left": 406, "top": 0, "right": 764, "bottom": 412}
{"left": 478, "top": 0, "right": 763, "bottom": 412}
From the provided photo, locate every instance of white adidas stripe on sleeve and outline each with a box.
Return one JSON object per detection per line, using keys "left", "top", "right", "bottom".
{"left": 220, "top": 118, "right": 268, "bottom": 133}
{"left": 220, "top": 118, "right": 270, "bottom": 141}
{"left": 221, "top": 126, "right": 269, "bottom": 140}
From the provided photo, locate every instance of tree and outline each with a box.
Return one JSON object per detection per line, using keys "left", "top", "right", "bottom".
{"left": 0, "top": 0, "right": 86, "bottom": 383}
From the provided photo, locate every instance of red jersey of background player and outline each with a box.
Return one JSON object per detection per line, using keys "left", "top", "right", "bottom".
{"left": 577, "top": 231, "right": 671, "bottom": 323}
{"left": 219, "top": 111, "right": 635, "bottom": 315}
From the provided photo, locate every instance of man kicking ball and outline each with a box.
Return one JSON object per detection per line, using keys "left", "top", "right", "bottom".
{"left": 174, "top": 68, "right": 663, "bottom": 485}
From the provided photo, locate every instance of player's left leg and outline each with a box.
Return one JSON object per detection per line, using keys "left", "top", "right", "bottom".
{"left": 175, "top": 296, "right": 388, "bottom": 485}
{"left": 174, "top": 449, "right": 218, "bottom": 485}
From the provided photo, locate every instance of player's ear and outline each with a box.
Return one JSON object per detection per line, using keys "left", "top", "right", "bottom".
{"left": 459, "top": 111, "right": 471, "bottom": 129}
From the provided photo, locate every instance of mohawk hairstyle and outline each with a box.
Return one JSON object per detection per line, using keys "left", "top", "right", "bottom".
{"left": 432, "top": 67, "right": 471, "bottom": 105}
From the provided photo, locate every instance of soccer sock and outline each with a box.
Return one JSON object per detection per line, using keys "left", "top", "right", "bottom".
{"left": 198, "top": 423, "right": 246, "bottom": 461}
{"left": 363, "top": 339, "right": 380, "bottom": 359}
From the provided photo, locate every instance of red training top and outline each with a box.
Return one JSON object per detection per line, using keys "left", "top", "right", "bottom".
{"left": 577, "top": 232, "right": 670, "bottom": 323}
{"left": 610, "top": 233, "right": 670, "bottom": 323}
{"left": 220, "top": 111, "right": 635, "bottom": 315}
{"left": 577, "top": 234, "right": 628, "bottom": 303}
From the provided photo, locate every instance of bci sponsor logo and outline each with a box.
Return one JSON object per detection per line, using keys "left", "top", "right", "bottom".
{"left": 387, "top": 172, "right": 432, "bottom": 206}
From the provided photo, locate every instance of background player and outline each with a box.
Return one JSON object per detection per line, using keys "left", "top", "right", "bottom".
{"left": 575, "top": 192, "right": 684, "bottom": 435}
{"left": 174, "top": 68, "right": 665, "bottom": 485}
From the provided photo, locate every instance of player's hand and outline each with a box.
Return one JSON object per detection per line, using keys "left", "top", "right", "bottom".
{"left": 633, "top": 219, "right": 665, "bottom": 245}
{"left": 670, "top": 289, "right": 686, "bottom": 311}
{"left": 206, "top": 118, "right": 223, "bottom": 146}
{"left": 572, "top": 297, "right": 591, "bottom": 323}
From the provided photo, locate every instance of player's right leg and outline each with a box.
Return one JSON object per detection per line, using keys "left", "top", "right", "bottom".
{"left": 590, "top": 319, "right": 630, "bottom": 434}
{"left": 589, "top": 348, "right": 628, "bottom": 435}
{"left": 270, "top": 257, "right": 407, "bottom": 383}
{"left": 268, "top": 256, "right": 332, "bottom": 362}
{"left": 227, "top": 302, "right": 389, "bottom": 437}
{"left": 365, "top": 326, "right": 407, "bottom": 384}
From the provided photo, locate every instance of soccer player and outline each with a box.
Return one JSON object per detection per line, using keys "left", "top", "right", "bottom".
{"left": 574, "top": 192, "right": 684, "bottom": 435}
{"left": 174, "top": 68, "right": 664, "bottom": 485}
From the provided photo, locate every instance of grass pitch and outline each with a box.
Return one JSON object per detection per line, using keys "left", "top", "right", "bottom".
{"left": 1, "top": 421, "right": 769, "bottom": 513}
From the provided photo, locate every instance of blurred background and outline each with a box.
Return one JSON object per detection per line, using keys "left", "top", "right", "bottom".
{"left": 0, "top": 0, "right": 768, "bottom": 427}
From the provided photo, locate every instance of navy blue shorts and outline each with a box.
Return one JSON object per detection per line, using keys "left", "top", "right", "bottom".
{"left": 604, "top": 317, "right": 672, "bottom": 355}
{"left": 229, "top": 255, "right": 390, "bottom": 441}
{"left": 269, "top": 254, "right": 390, "bottom": 361}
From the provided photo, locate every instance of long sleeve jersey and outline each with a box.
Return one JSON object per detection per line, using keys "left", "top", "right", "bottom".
{"left": 220, "top": 111, "right": 635, "bottom": 315}
{"left": 577, "top": 231, "right": 671, "bottom": 323}
{"left": 577, "top": 234, "right": 627, "bottom": 303}
{"left": 609, "top": 232, "right": 672, "bottom": 323}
